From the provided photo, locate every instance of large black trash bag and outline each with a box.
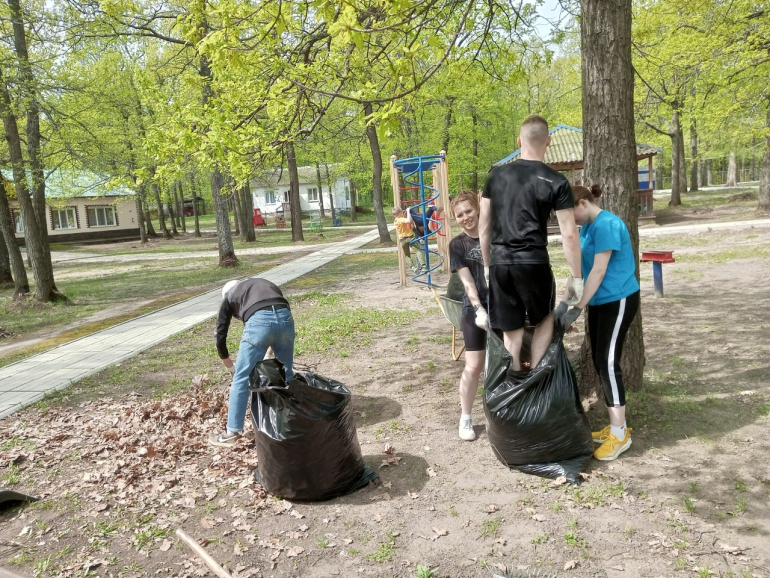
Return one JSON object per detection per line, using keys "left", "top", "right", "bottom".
{"left": 248, "top": 359, "right": 378, "bottom": 501}
{"left": 483, "top": 323, "right": 593, "bottom": 483}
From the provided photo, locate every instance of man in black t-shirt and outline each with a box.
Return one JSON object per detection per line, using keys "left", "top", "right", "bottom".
{"left": 479, "top": 115, "right": 582, "bottom": 371}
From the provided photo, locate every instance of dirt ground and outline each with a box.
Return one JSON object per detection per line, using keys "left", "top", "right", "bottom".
{"left": 1, "top": 224, "right": 769, "bottom": 578}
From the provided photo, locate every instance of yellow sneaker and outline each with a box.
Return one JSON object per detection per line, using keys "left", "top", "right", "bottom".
{"left": 593, "top": 430, "right": 632, "bottom": 461}
{"left": 592, "top": 425, "right": 611, "bottom": 443}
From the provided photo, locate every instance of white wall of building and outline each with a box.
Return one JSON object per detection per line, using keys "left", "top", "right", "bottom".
{"left": 13, "top": 196, "right": 137, "bottom": 239}
{"left": 251, "top": 177, "right": 351, "bottom": 215}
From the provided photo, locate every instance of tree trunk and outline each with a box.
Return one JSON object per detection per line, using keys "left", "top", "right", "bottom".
{"left": 169, "top": 186, "right": 179, "bottom": 235}
{"left": 472, "top": 108, "right": 479, "bottom": 192}
{"left": 135, "top": 190, "right": 148, "bottom": 243}
{"left": 0, "top": 232, "right": 12, "bottom": 287}
{"left": 144, "top": 204, "right": 158, "bottom": 237}
{"left": 689, "top": 118, "right": 699, "bottom": 192}
{"left": 152, "top": 183, "right": 173, "bottom": 239}
{"left": 210, "top": 167, "right": 237, "bottom": 265}
{"left": 0, "top": 177, "right": 28, "bottom": 296}
{"left": 758, "top": 105, "right": 770, "bottom": 213}
{"left": 700, "top": 156, "right": 707, "bottom": 188}
{"left": 240, "top": 185, "right": 255, "bottom": 242}
{"left": 178, "top": 181, "right": 187, "bottom": 233}
{"left": 706, "top": 158, "right": 713, "bottom": 186}
{"left": 316, "top": 163, "right": 326, "bottom": 218}
{"left": 669, "top": 111, "right": 683, "bottom": 206}
{"left": 191, "top": 176, "right": 202, "bottom": 237}
{"left": 677, "top": 120, "right": 687, "bottom": 193}
{"left": 442, "top": 97, "right": 454, "bottom": 154}
{"left": 230, "top": 181, "right": 242, "bottom": 237}
{"left": 363, "top": 102, "right": 393, "bottom": 244}
{"left": 581, "top": 0, "right": 645, "bottom": 396}
{"left": 349, "top": 179, "right": 357, "bottom": 222}
{"left": 669, "top": 138, "right": 682, "bottom": 205}
{"left": 286, "top": 141, "right": 305, "bottom": 242}
{"left": 324, "top": 162, "right": 336, "bottom": 222}
{"left": 727, "top": 151, "right": 738, "bottom": 186}
{"left": 199, "top": 35, "right": 236, "bottom": 263}
{"left": 0, "top": 68, "right": 59, "bottom": 302}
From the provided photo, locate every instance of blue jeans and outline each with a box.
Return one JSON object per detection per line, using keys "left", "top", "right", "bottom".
{"left": 227, "top": 307, "right": 295, "bottom": 433}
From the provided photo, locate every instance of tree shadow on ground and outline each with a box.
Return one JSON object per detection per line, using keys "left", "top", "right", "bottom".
{"left": 333, "top": 453, "right": 430, "bottom": 505}
{"left": 584, "top": 276, "right": 770, "bottom": 539}
{"left": 351, "top": 395, "right": 402, "bottom": 428}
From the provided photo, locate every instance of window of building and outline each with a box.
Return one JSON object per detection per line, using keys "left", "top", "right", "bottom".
{"left": 53, "top": 207, "right": 78, "bottom": 230}
{"left": 88, "top": 206, "right": 116, "bottom": 227}
{"left": 14, "top": 211, "right": 24, "bottom": 233}
{"left": 307, "top": 187, "right": 319, "bottom": 202}
{"left": 344, "top": 186, "right": 350, "bottom": 201}
{"left": 265, "top": 191, "right": 276, "bottom": 204}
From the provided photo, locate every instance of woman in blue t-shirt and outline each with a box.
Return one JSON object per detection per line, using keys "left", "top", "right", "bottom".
{"left": 555, "top": 184, "right": 640, "bottom": 462}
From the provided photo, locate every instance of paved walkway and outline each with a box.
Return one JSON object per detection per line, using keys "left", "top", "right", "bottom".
{"left": 0, "top": 226, "right": 390, "bottom": 419}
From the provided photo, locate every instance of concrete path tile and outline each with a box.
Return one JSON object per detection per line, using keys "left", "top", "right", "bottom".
{"left": 0, "top": 226, "right": 390, "bottom": 420}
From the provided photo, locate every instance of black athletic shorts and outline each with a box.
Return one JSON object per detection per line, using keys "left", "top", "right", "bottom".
{"left": 461, "top": 307, "right": 487, "bottom": 352}
{"left": 489, "top": 263, "right": 555, "bottom": 331}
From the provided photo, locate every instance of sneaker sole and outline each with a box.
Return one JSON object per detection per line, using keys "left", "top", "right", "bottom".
{"left": 459, "top": 433, "right": 476, "bottom": 441}
{"left": 595, "top": 438, "right": 632, "bottom": 461}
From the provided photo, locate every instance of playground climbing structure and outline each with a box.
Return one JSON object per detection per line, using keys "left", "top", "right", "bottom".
{"left": 390, "top": 151, "right": 452, "bottom": 288}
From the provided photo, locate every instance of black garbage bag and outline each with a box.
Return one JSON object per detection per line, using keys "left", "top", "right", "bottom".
{"left": 248, "top": 359, "right": 378, "bottom": 501}
{"left": 483, "top": 324, "right": 593, "bottom": 483}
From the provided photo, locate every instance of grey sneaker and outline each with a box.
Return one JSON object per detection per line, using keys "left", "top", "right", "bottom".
{"left": 208, "top": 431, "right": 241, "bottom": 447}
{"left": 458, "top": 417, "right": 476, "bottom": 441}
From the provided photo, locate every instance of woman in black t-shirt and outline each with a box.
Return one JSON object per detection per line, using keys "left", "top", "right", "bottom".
{"left": 448, "top": 190, "right": 489, "bottom": 442}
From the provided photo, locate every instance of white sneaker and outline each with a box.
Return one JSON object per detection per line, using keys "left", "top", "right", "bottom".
{"left": 458, "top": 417, "right": 476, "bottom": 441}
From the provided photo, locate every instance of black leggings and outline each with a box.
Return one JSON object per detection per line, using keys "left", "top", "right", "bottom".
{"left": 588, "top": 291, "right": 640, "bottom": 407}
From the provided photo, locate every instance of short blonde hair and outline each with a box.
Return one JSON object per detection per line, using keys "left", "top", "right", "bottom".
{"left": 450, "top": 190, "right": 480, "bottom": 217}
{"left": 519, "top": 115, "right": 549, "bottom": 148}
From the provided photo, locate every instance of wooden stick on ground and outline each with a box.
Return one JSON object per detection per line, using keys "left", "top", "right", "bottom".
{"left": 175, "top": 528, "right": 232, "bottom": 578}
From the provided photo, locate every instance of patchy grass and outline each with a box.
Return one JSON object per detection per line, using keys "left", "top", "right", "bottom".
{"left": 0, "top": 254, "right": 286, "bottom": 362}
{"left": 282, "top": 252, "right": 397, "bottom": 290}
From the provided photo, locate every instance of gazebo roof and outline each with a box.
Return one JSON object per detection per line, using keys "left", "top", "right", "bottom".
{"left": 495, "top": 124, "right": 660, "bottom": 170}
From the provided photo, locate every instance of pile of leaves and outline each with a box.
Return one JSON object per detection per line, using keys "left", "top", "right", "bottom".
{"left": 0, "top": 374, "right": 266, "bottom": 513}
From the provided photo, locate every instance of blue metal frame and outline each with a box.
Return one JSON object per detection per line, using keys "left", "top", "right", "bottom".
{"left": 393, "top": 154, "right": 445, "bottom": 287}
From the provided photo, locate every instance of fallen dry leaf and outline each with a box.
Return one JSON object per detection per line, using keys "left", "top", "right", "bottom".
{"left": 159, "top": 539, "right": 172, "bottom": 552}
{"left": 432, "top": 527, "right": 448, "bottom": 537}
{"left": 532, "top": 514, "right": 547, "bottom": 522}
{"left": 286, "top": 546, "right": 304, "bottom": 558}
{"left": 426, "top": 468, "right": 437, "bottom": 477}
{"left": 289, "top": 510, "right": 304, "bottom": 519}
{"left": 382, "top": 481, "right": 392, "bottom": 489}
{"left": 383, "top": 444, "right": 395, "bottom": 454}
{"left": 407, "top": 491, "right": 419, "bottom": 499}
{"left": 270, "top": 550, "right": 281, "bottom": 561}
{"left": 373, "top": 513, "right": 382, "bottom": 522}
{"left": 564, "top": 560, "right": 579, "bottom": 570}
{"left": 495, "top": 538, "right": 507, "bottom": 546}
{"left": 343, "top": 538, "right": 353, "bottom": 545}
{"left": 610, "top": 564, "right": 624, "bottom": 571}
{"left": 485, "top": 504, "right": 499, "bottom": 513}
{"left": 551, "top": 476, "right": 568, "bottom": 486}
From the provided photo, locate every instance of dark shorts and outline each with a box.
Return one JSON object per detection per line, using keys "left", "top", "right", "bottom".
{"left": 461, "top": 307, "right": 487, "bottom": 352}
{"left": 489, "top": 264, "right": 555, "bottom": 331}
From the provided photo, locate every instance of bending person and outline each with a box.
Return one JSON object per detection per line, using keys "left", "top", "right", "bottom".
{"left": 479, "top": 114, "right": 582, "bottom": 370}
{"left": 209, "top": 278, "right": 295, "bottom": 448}
{"left": 555, "top": 185, "right": 640, "bottom": 461}
{"left": 448, "top": 191, "right": 489, "bottom": 441}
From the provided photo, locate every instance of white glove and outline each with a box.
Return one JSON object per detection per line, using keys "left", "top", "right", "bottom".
{"left": 474, "top": 306, "right": 489, "bottom": 331}
{"left": 484, "top": 266, "right": 490, "bottom": 287}
{"left": 567, "top": 276, "right": 583, "bottom": 306}
{"left": 227, "top": 364, "right": 236, "bottom": 375}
